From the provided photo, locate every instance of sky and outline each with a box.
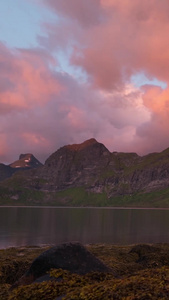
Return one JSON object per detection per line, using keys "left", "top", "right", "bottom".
{"left": 0, "top": 0, "right": 169, "bottom": 164}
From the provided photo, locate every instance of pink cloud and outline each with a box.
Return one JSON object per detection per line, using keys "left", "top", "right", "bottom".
{"left": 133, "top": 85, "right": 169, "bottom": 154}
{"left": 0, "top": 44, "right": 64, "bottom": 162}
{"left": 39, "top": 0, "right": 169, "bottom": 89}
{"left": 72, "top": 0, "right": 169, "bottom": 90}
{"left": 0, "top": 43, "right": 149, "bottom": 163}
{"left": 2, "top": 1, "right": 169, "bottom": 164}
{"left": 42, "top": 0, "right": 104, "bottom": 27}
{"left": 0, "top": 44, "right": 62, "bottom": 110}
{"left": 35, "top": 0, "right": 169, "bottom": 156}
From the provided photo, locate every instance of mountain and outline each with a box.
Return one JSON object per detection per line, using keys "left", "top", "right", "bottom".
{"left": 37, "top": 138, "right": 111, "bottom": 191}
{"left": 10, "top": 153, "right": 43, "bottom": 169}
{"left": 0, "top": 154, "right": 42, "bottom": 182}
{"left": 1, "top": 138, "right": 169, "bottom": 207}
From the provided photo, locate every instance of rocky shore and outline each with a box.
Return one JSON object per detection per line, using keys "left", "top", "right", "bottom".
{"left": 1, "top": 242, "right": 169, "bottom": 299}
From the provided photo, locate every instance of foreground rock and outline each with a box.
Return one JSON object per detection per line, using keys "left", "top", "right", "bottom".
{"left": 3, "top": 243, "right": 169, "bottom": 299}
{"left": 12, "top": 242, "right": 113, "bottom": 289}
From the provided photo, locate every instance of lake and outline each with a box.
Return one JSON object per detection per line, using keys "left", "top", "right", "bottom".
{"left": 1, "top": 207, "right": 169, "bottom": 249}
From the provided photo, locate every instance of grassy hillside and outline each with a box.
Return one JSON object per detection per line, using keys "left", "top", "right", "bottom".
{"left": 1, "top": 175, "right": 169, "bottom": 207}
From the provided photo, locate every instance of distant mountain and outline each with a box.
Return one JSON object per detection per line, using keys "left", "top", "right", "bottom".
{"left": 1, "top": 138, "right": 169, "bottom": 207}
{"left": 0, "top": 154, "right": 42, "bottom": 182}
{"left": 10, "top": 153, "right": 43, "bottom": 169}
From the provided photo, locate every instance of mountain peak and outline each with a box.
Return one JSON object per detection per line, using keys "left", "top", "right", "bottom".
{"left": 10, "top": 153, "right": 42, "bottom": 169}
{"left": 65, "top": 138, "right": 101, "bottom": 151}
{"left": 19, "top": 153, "right": 34, "bottom": 161}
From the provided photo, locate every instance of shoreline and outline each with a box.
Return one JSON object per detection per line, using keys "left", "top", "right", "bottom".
{"left": 1, "top": 241, "right": 169, "bottom": 250}
{"left": 1, "top": 205, "right": 169, "bottom": 210}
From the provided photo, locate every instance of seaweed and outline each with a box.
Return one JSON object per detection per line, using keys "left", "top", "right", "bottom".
{"left": 1, "top": 244, "right": 169, "bottom": 299}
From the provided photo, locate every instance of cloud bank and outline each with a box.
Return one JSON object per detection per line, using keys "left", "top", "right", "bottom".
{"left": 1, "top": 0, "right": 169, "bottom": 163}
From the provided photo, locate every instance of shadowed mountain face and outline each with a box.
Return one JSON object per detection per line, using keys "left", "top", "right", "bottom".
{"left": 0, "top": 164, "right": 16, "bottom": 181}
{"left": 1, "top": 138, "right": 169, "bottom": 205}
{"left": 38, "top": 138, "right": 111, "bottom": 191}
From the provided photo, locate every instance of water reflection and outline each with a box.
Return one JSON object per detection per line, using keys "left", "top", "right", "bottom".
{"left": 0, "top": 207, "right": 169, "bottom": 248}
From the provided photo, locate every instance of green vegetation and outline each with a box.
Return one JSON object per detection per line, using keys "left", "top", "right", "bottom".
{"left": 1, "top": 183, "right": 169, "bottom": 207}
{"left": 123, "top": 149, "right": 169, "bottom": 176}
{"left": 53, "top": 187, "right": 109, "bottom": 206}
{"left": 0, "top": 185, "right": 46, "bottom": 206}
{"left": 2, "top": 244, "right": 169, "bottom": 299}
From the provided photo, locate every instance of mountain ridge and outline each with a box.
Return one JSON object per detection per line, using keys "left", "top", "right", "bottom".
{"left": 1, "top": 138, "right": 169, "bottom": 207}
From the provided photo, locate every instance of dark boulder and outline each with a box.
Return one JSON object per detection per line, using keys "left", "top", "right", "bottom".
{"left": 129, "top": 244, "right": 161, "bottom": 266}
{"left": 12, "top": 242, "right": 113, "bottom": 288}
{"left": 130, "top": 244, "right": 159, "bottom": 257}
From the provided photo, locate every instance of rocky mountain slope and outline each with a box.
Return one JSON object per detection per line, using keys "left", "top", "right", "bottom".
{"left": 1, "top": 138, "right": 169, "bottom": 207}
{"left": 28, "top": 138, "right": 169, "bottom": 195}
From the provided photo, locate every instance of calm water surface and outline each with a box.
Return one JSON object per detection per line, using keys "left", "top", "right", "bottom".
{"left": 0, "top": 207, "right": 169, "bottom": 248}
